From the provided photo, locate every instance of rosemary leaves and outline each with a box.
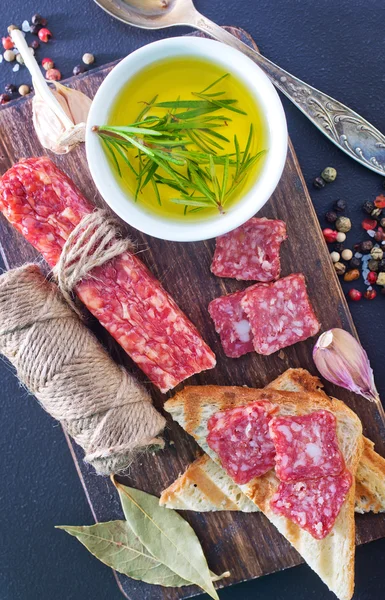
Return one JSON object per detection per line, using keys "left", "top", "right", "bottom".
{"left": 94, "top": 70, "right": 267, "bottom": 217}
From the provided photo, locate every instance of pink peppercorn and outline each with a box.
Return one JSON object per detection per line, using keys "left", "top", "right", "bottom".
{"left": 367, "top": 271, "right": 378, "bottom": 285}
{"left": 2, "top": 36, "right": 14, "bottom": 50}
{"left": 42, "top": 58, "right": 54, "bottom": 70}
{"left": 348, "top": 289, "right": 362, "bottom": 301}
{"left": 323, "top": 228, "right": 338, "bottom": 243}
{"left": 38, "top": 28, "right": 52, "bottom": 42}
{"left": 45, "top": 68, "right": 61, "bottom": 81}
{"left": 362, "top": 218, "right": 377, "bottom": 231}
{"left": 364, "top": 289, "right": 377, "bottom": 300}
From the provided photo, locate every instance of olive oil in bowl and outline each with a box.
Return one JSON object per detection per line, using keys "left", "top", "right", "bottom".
{"left": 96, "top": 57, "right": 268, "bottom": 222}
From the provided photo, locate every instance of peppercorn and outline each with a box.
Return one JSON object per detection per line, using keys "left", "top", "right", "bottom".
{"left": 0, "top": 93, "right": 11, "bottom": 105}
{"left": 313, "top": 176, "right": 325, "bottom": 189}
{"left": 3, "top": 49, "right": 15, "bottom": 62}
{"left": 341, "top": 249, "right": 353, "bottom": 261}
{"left": 377, "top": 272, "right": 385, "bottom": 286}
{"left": 45, "top": 68, "right": 61, "bottom": 81}
{"left": 371, "top": 247, "right": 383, "bottom": 261}
{"left": 336, "top": 232, "right": 346, "bottom": 243}
{"left": 42, "top": 58, "right": 54, "bottom": 71}
{"left": 364, "top": 289, "right": 377, "bottom": 300}
{"left": 378, "top": 259, "right": 385, "bottom": 272}
{"left": 334, "top": 262, "right": 346, "bottom": 276}
{"left": 368, "top": 259, "right": 379, "bottom": 272}
{"left": 73, "top": 64, "right": 86, "bottom": 76}
{"left": 336, "top": 216, "right": 351, "bottom": 233}
{"left": 30, "top": 23, "right": 42, "bottom": 35}
{"left": 334, "top": 199, "right": 347, "bottom": 212}
{"left": 323, "top": 228, "right": 338, "bottom": 243}
{"left": 348, "top": 289, "right": 362, "bottom": 301}
{"left": 321, "top": 167, "right": 337, "bottom": 183}
{"left": 31, "top": 13, "right": 47, "bottom": 26}
{"left": 4, "top": 83, "right": 17, "bottom": 94}
{"left": 2, "top": 36, "right": 14, "bottom": 50}
{"left": 371, "top": 208, "right": 382, "bottom": 219}
{"left": 374, "top": 194, "right": 385, "bottom": 209}
{"left": 349, "top": 257, "right": 361, "bottom": 269}
{"left": 7, "top": 24, "right": 18, "bottom": 33}
{"left": 330, "top": 251, "right": 340, "bottom": 263}
{"left": 367, "top": 271, "right": 378, "bottom": 285}
{"left": 16, "top": 54, "right": 24, "bottom": 65}
{"left": 374, "top": 228, "right": 385, "bottom": 243}
{"left": 344, "top": 269, "right": 360, "bottom": 282}
{"left": 325, "top": 211, "right": 338, "bottom": 223}
{"left": 360, "top": 240, "right": 374, "bottom": 254}
{"left": 38, "top": 28, "right": 52, "bottom": 43}
{"left": 362, "top": 200, "right": 374, "bottom": 214}
{"left": 362, "top": 218, "right": 377, "bottom": 231}
{"left": 18, "top": 84, "right": 30, "bottom": 96}
{"left": 334, "top": 242, "right": 344, "bottom": 253}
{"left": 82, "top": 52, "right": 95, "bottom": 65}
{"left": 380, "top": 218, "right": 385, "bottom": 228}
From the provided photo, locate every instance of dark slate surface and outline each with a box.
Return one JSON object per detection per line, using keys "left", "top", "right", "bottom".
{"left": 0, "top": 1, "right": 384, "bottom": 599}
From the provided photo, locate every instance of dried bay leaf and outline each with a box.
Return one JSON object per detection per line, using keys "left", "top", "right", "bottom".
{"left": 113, "top": 478, "right": 219, "bottom": 600}
{"left": 56, "top": 520, "right": 191, "bottom": 587}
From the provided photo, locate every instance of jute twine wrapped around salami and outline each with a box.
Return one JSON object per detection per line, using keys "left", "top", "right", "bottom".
{"left": 0, "top": 264, "right": 166, "bottom": 475}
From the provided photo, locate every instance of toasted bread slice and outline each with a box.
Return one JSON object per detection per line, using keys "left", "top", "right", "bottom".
{"left": 165, "top": 385, "right": 363, "bottom": 600}
{"left": 161, "top": 369, "right": 385, "bottom": 515}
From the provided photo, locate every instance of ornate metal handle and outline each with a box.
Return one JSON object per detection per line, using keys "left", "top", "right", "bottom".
{"left": 191, "top": 13, "right": 385, "bottom": 176}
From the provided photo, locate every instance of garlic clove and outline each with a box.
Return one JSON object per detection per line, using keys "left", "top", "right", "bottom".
{"left": 313, "top": 328, "right": 379, "bottom": 403}
{"left": 53, "top": 82, "right": 92, "bottom": 124}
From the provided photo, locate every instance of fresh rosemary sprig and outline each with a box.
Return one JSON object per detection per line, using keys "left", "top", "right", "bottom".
{"left": 93, "top": 74, "right": 266, "bottom": 213}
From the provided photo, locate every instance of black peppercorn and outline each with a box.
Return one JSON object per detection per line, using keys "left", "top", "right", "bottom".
{"left": 360, "top": 240, "right": 374, "bottom": 254}
{"left": 362, "top": 200, "right": 374, "bottom": 214}
{"left": 371, "top": 208, "right": 382, "bottom": 219}
{"left": 378, "top": 259, "right": 385, "bottom": 272}
{"left": 31, "top": 13, "right": 47, "bottom": 26}
{"left": 4, "top": 83, "right": 17, "bottom": 94}
{"left": 334, "top": 242, "right": 344, "bottom": 253}
{"left": 349, "top": 257, "right": 361, "bottom": 269}
{"left": 334, "top": 199, "right": 347, "bottom": 212}
{"left": 73, "top": 64, "right": 87, "bottom": 76}
{"left": 30, "top": 39, "right": 40, "bottom": 50}
{"left": 325, "top": 211, "right": 338, "bottom": 223}
{"left": 30, "top": 23, "right": 42, "bottom": 35}
{"left": 313, "top": 176, "right": 325, "bottom": 189}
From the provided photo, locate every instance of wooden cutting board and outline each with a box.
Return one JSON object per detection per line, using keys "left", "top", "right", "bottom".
{"left": 1, "top": 28, "right": 385, "bottom": 600}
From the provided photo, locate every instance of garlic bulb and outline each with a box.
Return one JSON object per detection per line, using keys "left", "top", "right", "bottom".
{"left": 11, "top": 29, "right": 91, "bottom": 154}
{"left": 313, "top": 328, "right": 379, "bottom": 403}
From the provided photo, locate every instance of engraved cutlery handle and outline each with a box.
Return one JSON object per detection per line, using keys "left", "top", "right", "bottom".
{"left": 192, "top": 13, "right": 385, "bottom": 175}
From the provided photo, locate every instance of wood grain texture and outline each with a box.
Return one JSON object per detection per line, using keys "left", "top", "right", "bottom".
{"left": 0, "top": 28, "right": 384, "bottom": 600}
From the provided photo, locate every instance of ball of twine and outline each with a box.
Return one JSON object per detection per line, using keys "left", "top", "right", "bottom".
{"left": 0, "top": 264, "right": 166, "bottom": 475}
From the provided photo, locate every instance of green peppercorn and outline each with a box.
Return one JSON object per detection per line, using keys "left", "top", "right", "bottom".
{"left": 377, "top": 272, "right": 385, "bottom": 286}
{"left": 321, "top": 167, "right": 337, "bottom": 183}
{"left": 368, "top": 259, "right": 379, "bottom": 272}
{"left": 325, "top": 211, "right": 338, "bottom": 223}
{"left": 335, "top": 216, "right": 351, "bottom": 233}
{"left": 360, "top": 240, "right": 373, "bottom": 254}
{"left": 313, "top": 176, "right": 326, "bottom": 189}
{"left": 371, "top": 208, "right": 382, "bottom": 219}
{"left": 334, "top": 262, "right": 346, "bottom": 276}
{"left": 362, "top": 200, "right": 375, "bottom": 214}
{"left": 334, "top": 199, "right": 347, "bottom": 212}
{"left": 371, "top": 247, "right": 383, "bottom": 260}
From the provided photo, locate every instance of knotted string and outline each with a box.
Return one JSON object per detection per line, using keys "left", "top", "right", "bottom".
{"left": 0, "top": 265, "right": 165, "bottom": 475}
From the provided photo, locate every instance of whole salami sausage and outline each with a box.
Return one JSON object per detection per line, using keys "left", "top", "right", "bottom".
{"left": 0, "top": 158, "right": 216, "bottom": 392}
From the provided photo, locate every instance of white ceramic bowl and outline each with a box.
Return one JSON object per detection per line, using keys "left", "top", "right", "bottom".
{"left": 86, "top": 37, "right": 287, "bottom": 242}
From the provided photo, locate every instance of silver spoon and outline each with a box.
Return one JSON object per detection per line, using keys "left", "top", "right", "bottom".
{"left": 94, "top": 0, "right": 385, "bottom": 176}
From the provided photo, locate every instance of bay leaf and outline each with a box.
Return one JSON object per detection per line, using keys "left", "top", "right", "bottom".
{"left": 56, "top": 520, "right": 191, "bottom": 587}
{"left": 113, "top": 478, "right": 219, "bottom": 600}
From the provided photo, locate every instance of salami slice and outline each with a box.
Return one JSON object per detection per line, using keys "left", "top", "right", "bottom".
{"left": 270, "top": 470, "right": 352, "bottom": 539}
{"left": 241, "top": 273, "right": 320, "bottom": 355}
{"left": 211, "top": 217, "right": 287, "bottom": 281}
{"left": 269, "top": 410, "right": 344, "bottom": 481}
{"left": 207, "top": 401, "right": 277, "bottom": 484}
{"left": 0, "top": 158, "right": 216, "bottom": 393}
{"left": 208, "top": 289, "right": 254, "bottom": 358}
